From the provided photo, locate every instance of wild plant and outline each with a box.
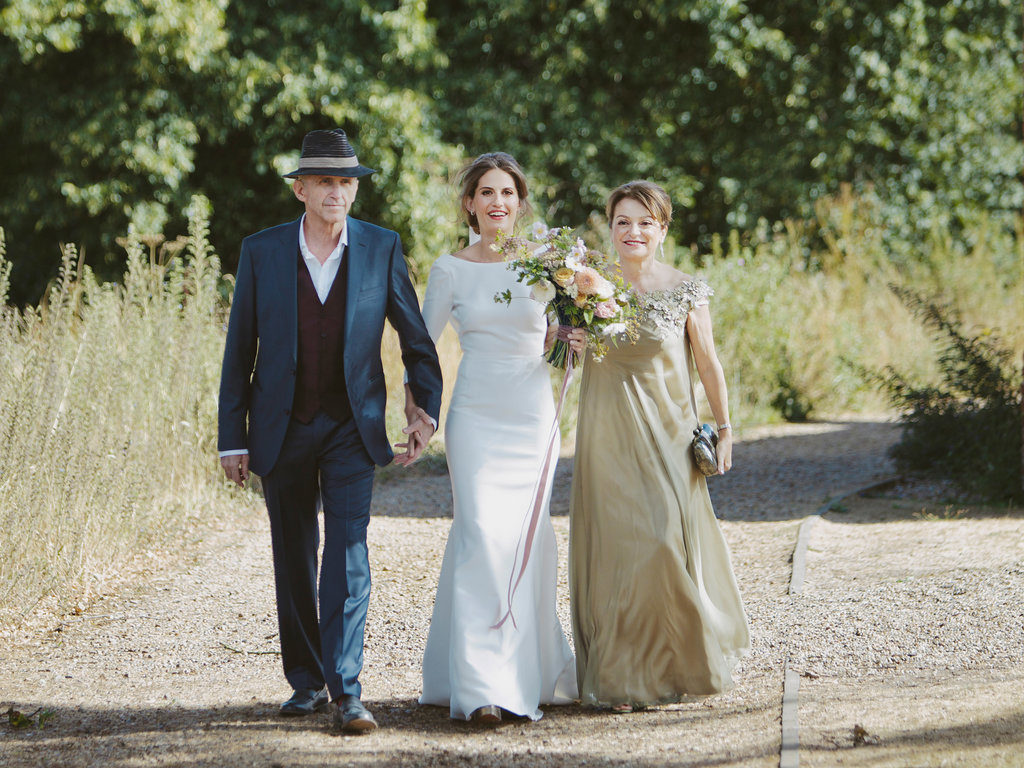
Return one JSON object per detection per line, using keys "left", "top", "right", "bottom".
{"left": 672, "top": 194, "right": 1022, "bottom": 425}
{"left": 0, "top": 198, "right": 246, "bottom": 626}
{"left": 867, "top": 287, "right": 1023, "bottom": 503}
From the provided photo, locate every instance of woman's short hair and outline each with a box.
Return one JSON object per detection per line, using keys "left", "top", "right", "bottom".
{"left": 605, "top": 180, "right": 672, "bottom": 227}
{"left": 458, "top": 152, "right": 532, "bottom": 234}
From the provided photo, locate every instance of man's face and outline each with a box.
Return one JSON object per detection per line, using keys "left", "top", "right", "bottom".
{"left": 293, "top": 175, "right": 359, "bottom": 227}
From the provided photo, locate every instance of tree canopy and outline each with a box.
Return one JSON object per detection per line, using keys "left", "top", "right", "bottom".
{"left": 0, "top": 0, "right": 460, "bottom": 296}
{"left": 430, "top": 0, "right": 1022, "bottom": 248}
{"left": 1, "top": 0, "right": 1020, "bottom": 300}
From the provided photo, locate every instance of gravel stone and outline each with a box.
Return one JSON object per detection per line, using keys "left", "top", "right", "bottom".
{"left": 3, "top": 418, "right": 1018, "bottom": 767}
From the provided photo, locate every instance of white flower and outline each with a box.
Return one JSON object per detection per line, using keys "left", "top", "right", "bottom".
{"left": 564, "top": 283, "right": 579, "bottom": 299}
{"left": 602, "top": 322, "right": 626, "bottom": 337}
{"left": 531, "top": 221, "right": 550, "bottom": 240}
{"left": 594, "top": 277, "right": 615, "bottom": 300}
{"left": 564, "top": 239, "right": 588, "bottom": 271}
{"left": 530, "top": 278, "right": 556, "bottom": 304}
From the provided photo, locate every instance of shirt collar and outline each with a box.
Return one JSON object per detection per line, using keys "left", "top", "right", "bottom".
{"left": 298, "top": 213, "right": 347, "bottom": 264}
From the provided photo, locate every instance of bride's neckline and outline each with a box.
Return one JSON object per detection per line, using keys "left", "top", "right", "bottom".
{"left": 447, "top": 253, "right": 506, "bottom": 265}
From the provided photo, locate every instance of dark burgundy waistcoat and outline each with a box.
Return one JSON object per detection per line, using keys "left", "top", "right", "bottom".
{"left": 293, "top": 249, "right": 352, "bottom": 424}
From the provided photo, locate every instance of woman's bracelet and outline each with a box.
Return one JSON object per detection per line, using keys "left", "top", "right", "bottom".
{"left": 717, "top": 423, "right": 731, "bottom": 432}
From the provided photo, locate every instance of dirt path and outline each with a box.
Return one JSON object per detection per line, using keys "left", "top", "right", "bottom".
{"left": 794, "top": 495, "right": 1024, "bottom": 767}
{"left": 4, "top": 418, "right": 1017, "bottom": 767}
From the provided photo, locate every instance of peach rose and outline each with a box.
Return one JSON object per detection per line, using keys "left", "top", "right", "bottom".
{"left": 594, "top": 299, "right": 617, "bottom": 319}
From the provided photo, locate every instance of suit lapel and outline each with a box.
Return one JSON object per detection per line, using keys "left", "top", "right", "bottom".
{"left": 278, "top": 218, "right": 302, "bottom": 366}
{"left": 344, "top": 218, "right": 369, "bottom": 346}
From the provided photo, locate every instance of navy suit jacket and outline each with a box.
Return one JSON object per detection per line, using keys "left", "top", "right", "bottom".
{"left": 217, "top": 216, "right": 442, "bottom": 476}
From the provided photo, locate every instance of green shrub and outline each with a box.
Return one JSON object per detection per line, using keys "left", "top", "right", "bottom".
{"left": 869, "top": 286, "right": 1023, "bottom": 503}
{"left": 672, "top": 191, "right": 1023, "bottom": 425}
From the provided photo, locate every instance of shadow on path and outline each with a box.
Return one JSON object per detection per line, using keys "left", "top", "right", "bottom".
{"left": 802, "top": 706, "right": 1024, "bottom": 761}
{"left": 372, "top": 419, "right": 901, "bottom": 523}
{"left": 0, "top": 698, "right": 781, "bottom": 768}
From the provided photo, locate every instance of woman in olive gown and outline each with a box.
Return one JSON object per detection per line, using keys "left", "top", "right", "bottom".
{"left": 569, "top": 180, "right": 750, "bottom": 712}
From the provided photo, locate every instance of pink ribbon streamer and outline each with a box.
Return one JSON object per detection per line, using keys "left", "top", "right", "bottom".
{"left": 492, "top": 335, "right": 577, "bottom": 630}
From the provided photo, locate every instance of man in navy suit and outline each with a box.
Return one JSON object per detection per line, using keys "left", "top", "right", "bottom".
{"left": 218, "top": 128, "right": 442, "bottom": 733}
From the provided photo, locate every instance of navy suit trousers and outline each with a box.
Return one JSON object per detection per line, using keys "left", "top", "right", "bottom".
{"left": 261, "top": 411, "right": 375, "bottom": 700}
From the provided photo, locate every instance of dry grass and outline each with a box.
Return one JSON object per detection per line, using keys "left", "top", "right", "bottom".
{"left": 0, "top": 199, "right": 247, "bottom": 627}
{"left": 674, "top": 193, "right": 1024, "bottom": 423}
{"left": 1, "top": 193, "right": 1021, "bottom": 628}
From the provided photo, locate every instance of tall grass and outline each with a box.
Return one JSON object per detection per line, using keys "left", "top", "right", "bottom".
{"left": 0, "top": 197, "right": 239, "bottom": 627}
{"left": 672, "top": 189, "right": 1024, "bottom": 424}
{"left": 2, "top": 192, "right": 1021, "bottom": 626}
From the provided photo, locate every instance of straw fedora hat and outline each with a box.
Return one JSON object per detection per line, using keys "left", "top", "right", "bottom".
{"left": 283, "top": 128, "right": 377, "bottom": 178}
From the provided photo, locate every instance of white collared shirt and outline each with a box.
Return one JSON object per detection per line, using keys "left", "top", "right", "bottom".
{"left": 299, "top": 213, "right": 346, "bottom": 303}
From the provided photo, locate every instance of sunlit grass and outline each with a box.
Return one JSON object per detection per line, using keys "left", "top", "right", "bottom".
{"left": 671, "top": 192, "right": 1023, "bottom": 425}
{"left": 0, "top": 199, "right": 252, "bottom": 627}
{"left": 2, "top": 192, "right": 1021, "bottom": 627}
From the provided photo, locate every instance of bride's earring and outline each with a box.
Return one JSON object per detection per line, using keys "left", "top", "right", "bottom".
{"left": 659, "top": 241, "right": 665, "bottom": 260}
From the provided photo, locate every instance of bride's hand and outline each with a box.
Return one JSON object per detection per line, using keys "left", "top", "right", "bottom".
{"left": 565, "top": 327, "right": 587, "bottom": 355}
{"left": 543, "top": 323, "right": 557, "bottom": 354}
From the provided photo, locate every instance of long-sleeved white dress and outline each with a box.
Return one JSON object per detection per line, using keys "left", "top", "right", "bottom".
{"left": 418, "top": 254, "right": 577, "bottom": 720}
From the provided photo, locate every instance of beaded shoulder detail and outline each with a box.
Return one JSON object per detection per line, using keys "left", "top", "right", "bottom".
{"left": 636, "top": 280, "right": 713, "bottom": 338}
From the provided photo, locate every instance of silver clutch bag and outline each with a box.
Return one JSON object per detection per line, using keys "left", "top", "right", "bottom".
{"left": 691, "top": 424, "right": 719, "bottom": 476}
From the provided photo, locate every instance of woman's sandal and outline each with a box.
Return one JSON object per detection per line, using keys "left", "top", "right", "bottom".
{"left": 610, "top": 703, "right": 634, "bottom": 714}
{"left": 470, "top": 705, "right": 502, "bottom": 725}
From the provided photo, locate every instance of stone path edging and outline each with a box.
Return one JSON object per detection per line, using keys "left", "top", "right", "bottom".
{"left": 780, "top": 476, "right": 901, "bottom": 768}
{"left": 780, "top": 662, "right": 800, "bottom": 768}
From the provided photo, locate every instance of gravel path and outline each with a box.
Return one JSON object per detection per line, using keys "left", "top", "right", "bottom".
{"left": 793, "top": 495, "right": 1024, "bottom": 767}
{"left": 3, "top": 418, "right": 1018, "bottom": 767}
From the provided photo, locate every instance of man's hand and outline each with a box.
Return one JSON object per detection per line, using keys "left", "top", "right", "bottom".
{"left": 220, "top": 454, "right": 250, "bottom": 487}
{"left": 394, "top": 407, "right": 436, "bottom": 467}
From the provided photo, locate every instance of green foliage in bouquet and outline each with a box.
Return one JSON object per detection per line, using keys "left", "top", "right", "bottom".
{"left": 868, "top": 286, "right": 1023, "bottom": 503}
{"left": 493, "top": 227, "right": 637, "bottom": 367}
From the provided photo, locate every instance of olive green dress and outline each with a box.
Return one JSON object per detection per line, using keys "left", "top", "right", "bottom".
{"left": 569, "top": 281, "right": 750, "bottom": 708}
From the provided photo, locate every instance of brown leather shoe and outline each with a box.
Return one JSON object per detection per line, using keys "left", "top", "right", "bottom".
{"left": 333, "top": 694, "right": 377, "bottom": 733}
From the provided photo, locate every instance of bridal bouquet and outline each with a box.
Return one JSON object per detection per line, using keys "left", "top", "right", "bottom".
{"left": 493, "top": 224, "right": 636, "bottom": 368}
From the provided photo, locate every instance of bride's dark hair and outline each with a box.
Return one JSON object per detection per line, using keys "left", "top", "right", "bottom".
{"left": 457, "top": 152, "right": 532, "bottom": 234}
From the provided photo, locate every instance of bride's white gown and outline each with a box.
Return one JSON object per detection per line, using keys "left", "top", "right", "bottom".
{"left": 418, "top": 254, "right": 577, "bottom": 720}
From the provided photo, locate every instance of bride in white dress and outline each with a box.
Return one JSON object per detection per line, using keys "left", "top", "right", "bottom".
{"left": 416, "top": 152, "right": 578, "bottom": 723}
